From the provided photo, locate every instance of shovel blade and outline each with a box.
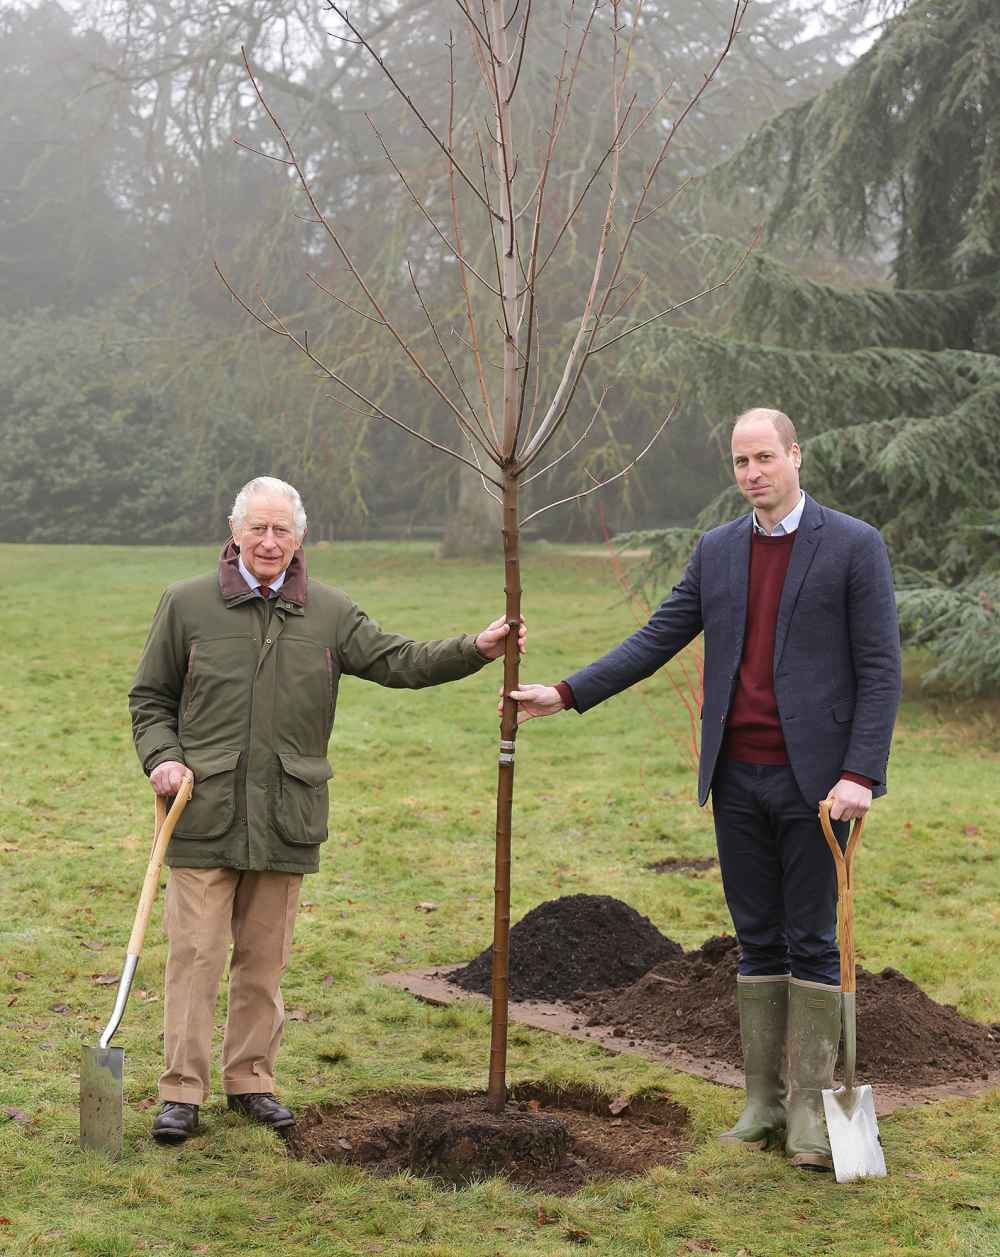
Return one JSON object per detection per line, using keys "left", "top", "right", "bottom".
{"left": 80, "top": 1045, "right": 124, "bottom": 1158}
{"left": 822, "top": 1083, "right": 886, "bottom": 1183}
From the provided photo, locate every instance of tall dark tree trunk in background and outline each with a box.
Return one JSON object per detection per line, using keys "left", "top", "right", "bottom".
{"left": 438, "top": 465, "right": 500, "bottom": 557}
{"left": 219, "top": 0, "right": 753, "bottom": 1111}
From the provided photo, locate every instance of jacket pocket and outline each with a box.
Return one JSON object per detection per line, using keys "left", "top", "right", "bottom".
{"left": 273, "top": 752, "right": 334, "bottom": 846}
{"left": 832, "top": 699, "right": 855, "bottom": 724}
{"left": 173, "top": 749, "right": 242, "bottom": 839}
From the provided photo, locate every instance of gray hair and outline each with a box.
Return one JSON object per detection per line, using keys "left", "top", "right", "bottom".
{"left": 230, "top": 476, "right": 307, "bottom": 536}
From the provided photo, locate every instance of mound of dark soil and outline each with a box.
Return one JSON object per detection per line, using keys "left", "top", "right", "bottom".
{"left": 853, "top": 966, "right": 1000, "bottom": 1085}
{"left": 574, "top": 935, "right": 1000, "bottom": 1088}
{"left": 576, "top": 934, "right": 743, "bottom": 1063}
{"left": 286, "top": 1083, "right": 691, "bottom": 1193}
{"left": 451, "top": 894, "right": 682, "bottom": 1003}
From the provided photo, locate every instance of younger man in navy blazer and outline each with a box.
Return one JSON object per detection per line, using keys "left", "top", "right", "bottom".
{"left": 511, "top": 408, "right": 901, "bottom": 1171}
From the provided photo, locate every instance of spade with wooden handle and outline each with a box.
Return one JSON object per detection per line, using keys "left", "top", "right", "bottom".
{"left": 818, "top": 798, "right": 887, "bottom": 1183}
{"left": 80, "top": 775, "right": 193, "bottom": 1157}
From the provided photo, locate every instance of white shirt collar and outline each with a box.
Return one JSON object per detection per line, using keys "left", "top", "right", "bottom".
{"left": 238, "top": 556, "right": 288, "bottom": 595}
{"left": 754, "top": 491, "right": 805, "bottom": 537}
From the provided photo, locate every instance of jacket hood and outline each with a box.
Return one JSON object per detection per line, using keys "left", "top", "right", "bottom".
{"left": 218, "top": 539, "right": 308, "bottom": 606}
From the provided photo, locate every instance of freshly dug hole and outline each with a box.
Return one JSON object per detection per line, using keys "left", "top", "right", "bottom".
{"left": 407, "top": 1100, "right": 568, "bottom": 1184}
{"left": 285, "top": 1082, "right": 691, "bottom": 1192}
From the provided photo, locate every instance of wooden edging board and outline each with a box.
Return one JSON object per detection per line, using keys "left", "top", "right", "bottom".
{"left": 378, "top": 965, "right": 1000, "bottom": 1118}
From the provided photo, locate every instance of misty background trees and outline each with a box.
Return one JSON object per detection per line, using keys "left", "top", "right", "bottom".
{"left": 2, "top": 0, "right": 875, "bottom": 533}
{"left": 1, "top": 0, "right": 997, "bottom": 688}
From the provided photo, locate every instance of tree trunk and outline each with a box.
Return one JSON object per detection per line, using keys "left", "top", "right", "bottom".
{"left": 487, "top": 471, "right": 521, "bottom": 1112}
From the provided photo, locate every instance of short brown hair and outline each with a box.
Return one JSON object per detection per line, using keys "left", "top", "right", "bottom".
{"left": 731, "top": 408, "right": 798, "bottom": 451}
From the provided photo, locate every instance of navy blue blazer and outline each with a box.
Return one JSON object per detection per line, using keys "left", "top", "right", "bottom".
{"left": 567, "top": 494, "right": 902, "bottom": 807}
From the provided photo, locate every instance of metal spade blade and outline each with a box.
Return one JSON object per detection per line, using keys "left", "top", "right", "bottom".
{"left": 822, "top": 1081, "right": 886, "bottom": 1183}
{"left": 80, "top": 1045, "right": 125, "bottom": 1158}
{"left": 822, "top": 991, "right": 887, "bottom": 1182}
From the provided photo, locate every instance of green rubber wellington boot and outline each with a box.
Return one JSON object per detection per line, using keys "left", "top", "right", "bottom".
{"left": 719, "top": 975, "right": 789, "bottom": 1150}
{"left": 785, "top": 977, "right": 841, "bottom": 1170}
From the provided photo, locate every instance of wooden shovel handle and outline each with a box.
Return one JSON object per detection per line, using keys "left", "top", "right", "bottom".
{"left": 819, "top": 799, "right": 864, "bottom": 995}
{"left": 125, "top": 774, "right": 193, "bottom": 957}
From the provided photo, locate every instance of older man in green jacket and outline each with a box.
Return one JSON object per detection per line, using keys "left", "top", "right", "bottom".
{"left": 130, "top": 475, "right": 523, "bottom": 1144}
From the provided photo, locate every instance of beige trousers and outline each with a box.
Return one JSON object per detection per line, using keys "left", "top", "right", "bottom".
{"left": 159, "top": 867, "right": 302, "bottom": 1104}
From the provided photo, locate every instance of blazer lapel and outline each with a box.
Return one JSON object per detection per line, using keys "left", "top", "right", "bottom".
{"left": 729, "top": 514, "right": 753, "bottom": 657}
{"left": 773, "top": 495, "right": 824, "bottom": 672}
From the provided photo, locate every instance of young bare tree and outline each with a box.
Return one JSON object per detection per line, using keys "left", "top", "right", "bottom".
{"left": 217, "top": 0, "right": 755, "bottom": 1112}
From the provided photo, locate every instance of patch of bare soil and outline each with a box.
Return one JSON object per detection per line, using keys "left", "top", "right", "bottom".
{"left": 575, "top": 935, "right": 1000, "bottom": 1088}
{"left": 451, "top": 894, "right": 682, "bottom": 1002}
{"left": 646, "top": 856, "right": 718, "bottom": 874}
{"left": 285, "top": 1082, "right": 691, "bottom": 1193}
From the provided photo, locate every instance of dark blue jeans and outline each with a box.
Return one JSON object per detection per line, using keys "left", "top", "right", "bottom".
{"left": 711, "top": 758, "right": 848, "bottom": 986}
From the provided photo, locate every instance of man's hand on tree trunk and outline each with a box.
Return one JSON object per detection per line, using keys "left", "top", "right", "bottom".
{"left": 475, "top": 615, "right": 527, "bottom": 660}
{"left": 502, "top": 683, "right": 565, "bottom": 723}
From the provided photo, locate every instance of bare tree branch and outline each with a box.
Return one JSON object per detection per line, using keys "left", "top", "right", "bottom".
{"left": 505, "top": 0, "right": 532, "bottom": 103}
{"left": 364, "top": 112, "right": 501, "bottom": 296}
{"left": 602, "top": 272, "right": 646, "bottom": 324}
{"left": 590, "top": 226, "right": 760, "bottom": 353}
{"left": 450, "top": 0, "right": 500, "bottom": 64}
{"left": 232, "top": 137, "right": 293, "bottom": 165}
{"left": 461, "top": 429, "right": 505, "bottom": 504}
{"left": 238, "top": 46, "right": 495, "bottom": 462}
{"left": 516, "top": 0, "right": 627, "bottom": 466}
{"left": 521, "top": 389, "right": 606, "bottom": 485}
{"left": 517, "top": 0, "right": 750, "bottom": 471}
{"left": 635, "top": 174, "right": 693, "bottom": 225}
{"left": 215, "top": 259, "right": 503, "bottom": 486}
{"left": 406, "top": 261, "right": 502, "bottom": 460}
{"left": 521, "top": 93, "right": 636, "bottom": 295}
{"left": 512, "top": 0, "right": 601, "bottom": 226}
{"left": 305, "top": 271, "right": 389, "bottom": 325}
{"left": 324, "top": 1, "right": 502, "bottom": 220}
{"left": 519, "top": 399, "right": 677, "bottom": 525}
{"left": 475, "top": 132, "right": 512, "bottom": 341}
{"left": 447, "top": 35, "right": 500, "bottom": 448}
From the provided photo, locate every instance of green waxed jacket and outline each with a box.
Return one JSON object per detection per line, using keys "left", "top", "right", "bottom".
{"left": 129, "top": 543, "right": 491, "bottom": 874}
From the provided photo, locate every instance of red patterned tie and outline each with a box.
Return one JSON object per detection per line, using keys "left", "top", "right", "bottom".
{"left": 259, "top": 585, "right": 274, "bottom": 600}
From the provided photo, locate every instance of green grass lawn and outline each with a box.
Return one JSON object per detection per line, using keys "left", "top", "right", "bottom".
{"left": 1, "top": 541, "right": 998, "bottom": 1257}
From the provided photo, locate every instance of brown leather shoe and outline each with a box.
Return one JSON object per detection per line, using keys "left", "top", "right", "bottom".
{"left": 151, "top": 1101, "right": 199, "bottom": 1144}
{"left": 226, "top": 1092, "right": 295, "bottom": 1130}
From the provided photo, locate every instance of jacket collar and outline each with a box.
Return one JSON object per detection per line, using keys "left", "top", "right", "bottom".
{"left": 218, "top": 540, "right": 308, "bottom": 612}
{"left": 773, "top": 493, "right": 823, "bottom": 670}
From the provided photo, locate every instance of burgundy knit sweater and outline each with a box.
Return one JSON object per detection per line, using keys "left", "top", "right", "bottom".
{"left": 723, "top": 531, "right": 796, "bottom": 763}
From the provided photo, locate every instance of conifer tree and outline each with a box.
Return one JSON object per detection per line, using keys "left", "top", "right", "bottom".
{"left": 630, "top": 0, "right": 1000, "bottom": 693}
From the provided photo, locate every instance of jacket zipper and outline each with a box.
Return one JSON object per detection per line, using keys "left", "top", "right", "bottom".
{"left": 183, "top": 642, "right": 198, "bottom": 717}
{"left": 324, "top": 647, "right": 334, "bottom": 711}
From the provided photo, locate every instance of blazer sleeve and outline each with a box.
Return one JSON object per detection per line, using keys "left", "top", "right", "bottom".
{"left": 842, "top": 528, "right": 902, "bottom": 784}
{"left": 566, "top": 537, "right": 706, "bottom": 713}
